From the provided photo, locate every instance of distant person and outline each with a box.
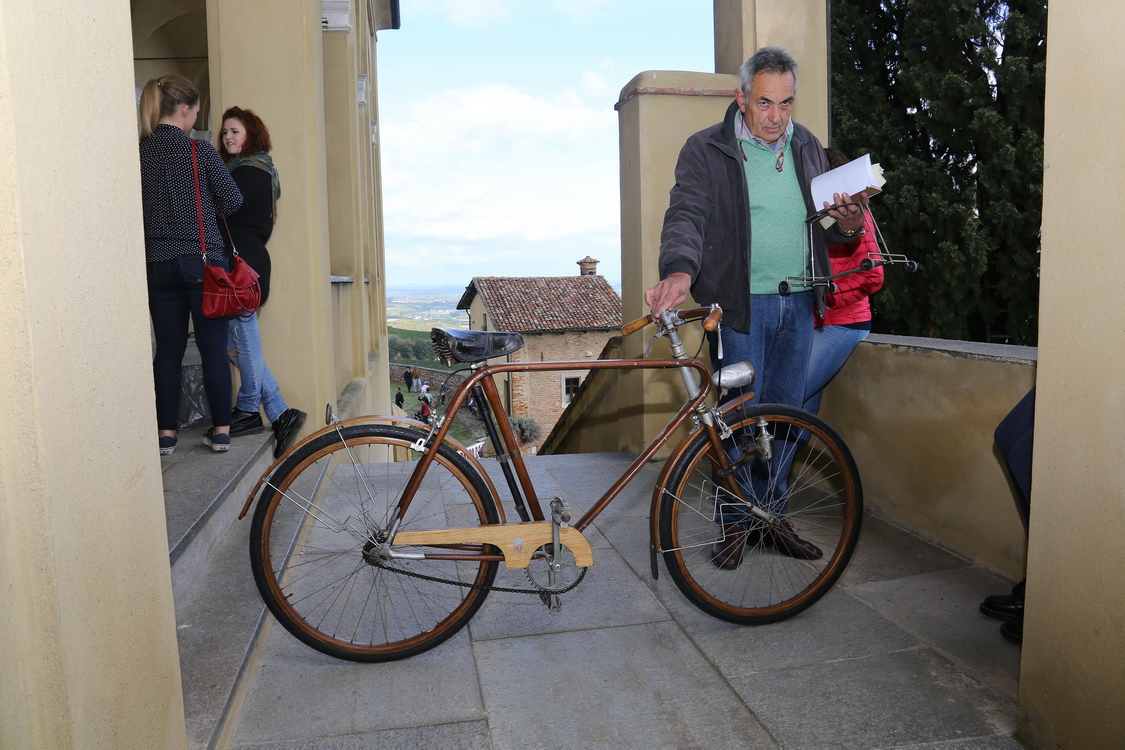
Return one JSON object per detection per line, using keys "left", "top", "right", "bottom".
{"left": 420, "top": 381, "right": 430, "bottom": 398}
{"left": 404, "top": 368, "right": 413, "bottom": 393}
{"left": 438, "top": 382, "right": 449, "bottom": 407}
{"left": 411, "top": 367, "right": 422, "bottom": 392}
{"left": 395, "top": 387, "right": 405, "bottom": 409}
{"left": 802, "top": 148, "right": 885, "bottom": 416}
{"left": 217, "top": 106, "right": 306, "bottom": 459}
{"left": 139, "top": 74, "right": 242, "bottom": 455}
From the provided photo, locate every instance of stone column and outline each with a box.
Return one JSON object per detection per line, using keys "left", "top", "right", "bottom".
{"left": 207, "top": 0, "right": 339, "bottom": 425}
{"left": 713, "top": 0, "right": 828, "bottom": 142}
{"left": 0, "top": 1, "right": 187, "bottom": 747}
{"left": 1018, "top": 1, "right": 1125, "bottom": 747}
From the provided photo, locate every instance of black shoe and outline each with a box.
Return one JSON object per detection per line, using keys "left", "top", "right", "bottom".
{"left": 230, "top": 407, "right": 265, "bottom": 436}
{"left": 272, "top": 408, "right": 307, "bottom": 459}
{"left": 159, "top": 436, "right": 177, "bottom": 456}
{"left": 200, "top": 428, "right": 231, "bottom": 452}
{"left": 981, "top": 580, "right": 1025, "bottom": 621}
{"left": 1000, "top": 617, "right": 1023, "bottom": 646}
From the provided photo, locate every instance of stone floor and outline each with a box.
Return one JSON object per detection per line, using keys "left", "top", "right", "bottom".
{"left": 175, "top": 451, "right": 1025, "bottom": 750}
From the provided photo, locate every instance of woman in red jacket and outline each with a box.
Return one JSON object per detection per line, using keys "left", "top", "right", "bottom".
{"left": 803, "top": 148, "right": 885, "bottom": 415}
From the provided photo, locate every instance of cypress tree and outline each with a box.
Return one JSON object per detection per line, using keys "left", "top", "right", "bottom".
{"left": 830, "top": 0, "right": 1046, "bottom": 344}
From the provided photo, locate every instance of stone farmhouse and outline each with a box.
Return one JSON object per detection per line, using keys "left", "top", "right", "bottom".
{"left": 457, "top": 258, "right": 621, "bottom": 452}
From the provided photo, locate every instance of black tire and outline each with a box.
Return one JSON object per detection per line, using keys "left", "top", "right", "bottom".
{"left": 249, "top": 424, "right": 499, "bottom": 662}
{"left": 657, "top": 404, "right": 862, "bottom": 624}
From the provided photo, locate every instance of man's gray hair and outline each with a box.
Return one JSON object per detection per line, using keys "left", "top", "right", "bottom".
{"left": 740, "top": 46, "right": 799, "bottom": 94}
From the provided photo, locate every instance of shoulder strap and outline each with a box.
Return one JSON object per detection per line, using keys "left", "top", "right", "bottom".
{"left": 191, "top": 139, "right": 206, "bottom": 260}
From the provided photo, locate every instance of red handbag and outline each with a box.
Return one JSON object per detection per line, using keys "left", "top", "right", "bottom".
{"left": 191, "top": 140, "right": 261, "bottom": 319}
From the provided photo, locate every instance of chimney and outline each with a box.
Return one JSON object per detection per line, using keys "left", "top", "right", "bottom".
{"left": 577, "top": 256, "right": 599, "bottom": 276}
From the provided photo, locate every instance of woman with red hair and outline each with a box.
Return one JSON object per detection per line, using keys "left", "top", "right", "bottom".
{"left": 218, "top": 107, "right": 306, "bottom": 458}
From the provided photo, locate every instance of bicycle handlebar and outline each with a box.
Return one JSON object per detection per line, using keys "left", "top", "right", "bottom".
{"left": 620, "top": 306, "right": 723, "bottom": 337}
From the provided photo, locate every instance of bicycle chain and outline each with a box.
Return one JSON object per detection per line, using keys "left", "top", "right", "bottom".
{"left": 374, "top": 558, "right": 587, "bottom": 596}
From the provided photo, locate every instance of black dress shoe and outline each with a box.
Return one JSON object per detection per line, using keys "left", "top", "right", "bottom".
{"left": 272, "top": 408, "right": 307, "bottom": 459}
{"left": 1000, "top": 617, "right": 1023, "bottom": 646}
{"left": 980, "top": 580, "right": 1025, "bottom": 621}
{"left": 710, "top": 525, "right": 748, "bottom": 569}
{"left": 230, "top": 407, "right": 265, "bottom": 436}
{"left": 762, "top": 520, "right": 823, "bottom": 560}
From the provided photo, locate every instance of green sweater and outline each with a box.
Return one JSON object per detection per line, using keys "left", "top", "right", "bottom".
{"left": 740, "top": 138, "right": 808, "bottom": 293}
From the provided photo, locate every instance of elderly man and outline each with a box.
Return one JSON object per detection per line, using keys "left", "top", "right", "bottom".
{"left": 646, "top": 46, "right": 867, "bottom": 568}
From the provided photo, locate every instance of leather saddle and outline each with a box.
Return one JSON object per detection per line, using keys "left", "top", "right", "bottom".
{"left": 430, "top": 327, "right": 524, "bottom": 366}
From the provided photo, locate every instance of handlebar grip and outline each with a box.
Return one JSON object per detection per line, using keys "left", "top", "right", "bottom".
{"left": 620, "top": 315, "right": 651, "bottom": 336}
{"left": 702, "top": 307, "right": 723, "bottom": 331}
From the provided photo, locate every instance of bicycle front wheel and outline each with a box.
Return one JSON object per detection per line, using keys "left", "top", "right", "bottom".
{"left": 657, "top": 404, "right": 862, "bottom": 624}
{"left": 249, "top": 424, "right": 499, "bottom": 662}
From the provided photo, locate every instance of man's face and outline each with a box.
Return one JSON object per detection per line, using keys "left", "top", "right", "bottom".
{"left": 735, "top": 71, "right": 796, "bottom": 146}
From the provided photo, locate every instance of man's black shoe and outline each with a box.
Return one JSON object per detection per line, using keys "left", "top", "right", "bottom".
{"left": 980, "top": 579, "right": 1025, "bottom": 621}
{"left": 230, "top": 407, "right": 265, "bottom": 436}
{"left": 1000, "top": 617, "right": 1023, "bottom": 646}
{"left": 272, "top": 408, "right": 307, "bottom": 459}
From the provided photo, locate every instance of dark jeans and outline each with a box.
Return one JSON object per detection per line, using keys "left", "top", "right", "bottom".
{"left": 995, "top": 387, "right": 1035, "bottom": 526}
{"left": 147, "top": 254, "right": 232, "bottom": 431}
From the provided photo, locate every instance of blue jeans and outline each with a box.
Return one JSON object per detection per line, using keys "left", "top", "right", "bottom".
{"left": 228, "top": 312, "right": 288, "bottom": 422}
{"left": 147, "top": 254, "right": 232, "bottom": 430}
{"left": 803, "top": 325, "right": 870, "bottom": 416}
{"left": 995, "top": 387, "right": 1035, "bottom": 526}
{"left": 715, "top": 293, "right": 814, "bottom": 523}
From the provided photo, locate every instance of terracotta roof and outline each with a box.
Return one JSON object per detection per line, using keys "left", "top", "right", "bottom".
{"left": 457, "top": 275, "right": 622, "bottom": 332}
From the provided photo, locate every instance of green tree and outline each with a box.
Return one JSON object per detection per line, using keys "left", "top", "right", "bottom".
{"left": 830, "top": 0, "right": 1045, "bottom": 344}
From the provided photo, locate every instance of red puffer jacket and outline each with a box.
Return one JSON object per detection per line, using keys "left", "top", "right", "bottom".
{"left": 818, "top": 214, "right": 884, "bottom": 328}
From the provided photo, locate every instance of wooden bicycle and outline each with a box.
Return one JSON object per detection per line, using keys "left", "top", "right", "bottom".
{"left": 240, "top": 306, "right": 862, "bottom": 662}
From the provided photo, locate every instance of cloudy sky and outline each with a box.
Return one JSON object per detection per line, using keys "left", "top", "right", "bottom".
{"left": 376, "top": 0, "right": 714, "bottom": 288}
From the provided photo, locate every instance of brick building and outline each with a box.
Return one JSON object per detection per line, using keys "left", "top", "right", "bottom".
{"left": 457, "top": 258, "right": 621, "bottom": 453}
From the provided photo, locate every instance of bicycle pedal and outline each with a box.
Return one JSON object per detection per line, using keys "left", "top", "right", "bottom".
{"left": 539, "top": 590, "right": 563, "bottom": 612}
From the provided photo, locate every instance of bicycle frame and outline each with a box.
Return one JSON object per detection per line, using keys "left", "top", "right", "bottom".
{"left": 384, "top": 320, "right": 757, "bottom": 570}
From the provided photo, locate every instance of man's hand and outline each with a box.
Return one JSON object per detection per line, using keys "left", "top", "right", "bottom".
{"left": 645, "top": 273, "right": 692, "bottom": 316}
{"left": 823, "top": 191, "right": 868, "bottom": 235}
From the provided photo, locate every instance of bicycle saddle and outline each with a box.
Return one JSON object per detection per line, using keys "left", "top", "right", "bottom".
{"left": 430, "top": 327, "right": 524, "bottom": 366}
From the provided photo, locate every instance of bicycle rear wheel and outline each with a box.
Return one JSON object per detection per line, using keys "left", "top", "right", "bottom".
{"left": 249, "top": 424, "right": 499, "bottom": 662}
{"left": 657, "top": 404, "right": 862, "bottom": 624}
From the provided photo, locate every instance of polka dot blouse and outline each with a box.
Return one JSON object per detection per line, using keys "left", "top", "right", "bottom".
{"left": 140, "top": 123, "right": 243, "bottom": 264}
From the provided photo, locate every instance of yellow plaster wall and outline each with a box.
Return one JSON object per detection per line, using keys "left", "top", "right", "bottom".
{"left": 1016, "top": 1, "right": 1125, "bottom": 746}
{"left": 821, "top": 340, "right": 1035, "bottom": 580}
{"left": 0, "top": 1, "right": 186, "bottom": 747}
{"left": 207, "top": 0, "right": 339, "bottom": 431}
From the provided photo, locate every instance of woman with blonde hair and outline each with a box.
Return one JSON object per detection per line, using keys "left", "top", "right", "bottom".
{"left": 139, "top": 74, "right": 243, "bottom": 455}
{"left": 217, "top": 106, "right": 305, "bottom": 458}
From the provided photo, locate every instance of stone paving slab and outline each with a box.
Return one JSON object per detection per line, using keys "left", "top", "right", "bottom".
{"left": 840, "top": 514, "right": 974, "bottom": 586}
{"left": 209, "top": 452, "right": 1022, "bottom": 750}
{"left": 468, "top": 544, "right": 669, "bottom": 642}
{"left": 847, "top": 567, "right": 1023, "bottom": 700}
{"left": 473, "top": 620, "right": 782, "bottom": 750}
{"left": 230, "top": 720, "right": 492, "bottom": 750}
{"left": 730, "top": 648, "right": 1013, "bottom": 750}
{"left": 229, "top": 626, "right": 484, "bottom": 746}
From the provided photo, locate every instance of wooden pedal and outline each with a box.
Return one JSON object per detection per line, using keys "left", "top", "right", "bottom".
{"left": 392, "top": 521, "right": 594, "bottom": 570}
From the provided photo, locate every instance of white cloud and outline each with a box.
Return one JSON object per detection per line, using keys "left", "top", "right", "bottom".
{"left": 408, "top": 0, "right": 516, "bottom": 27}
{"left": 381, "top": 84, "right": 620, "bottom": 267}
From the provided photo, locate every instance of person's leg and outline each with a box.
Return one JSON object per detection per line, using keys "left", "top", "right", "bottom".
{"left": 229, "top": 313, "right": 263, "bottom": 413}
{"left": 803, "top": 326, "right": 868, "bottom": 416}
{"left": 181, "top": 255, "right": 232, "bottom": 432}
{"left": 995, "top": 387, "right": 1035, "bottom": 524}
{"left": 147, "top": 260, "right": 191, "bottom": 434}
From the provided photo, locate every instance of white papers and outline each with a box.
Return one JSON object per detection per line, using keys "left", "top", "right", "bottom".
{"left": 810, "top": 153, "right": 886, "bottom": 228}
